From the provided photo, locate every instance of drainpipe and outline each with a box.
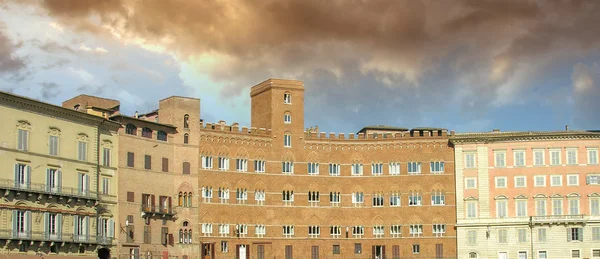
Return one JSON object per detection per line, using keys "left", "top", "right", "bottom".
{"left": 529, "top": 216, "right": 533, "bottom": 259}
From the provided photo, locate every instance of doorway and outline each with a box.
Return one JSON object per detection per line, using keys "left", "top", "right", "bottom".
{"left": 202, "top": 243, "right": 214, "bottom": 259}
{"left": 372, "top": 245, "right": 385, "bottom": 259}
{"left": 237, "top": 244, "right": 250, "bottom": 259}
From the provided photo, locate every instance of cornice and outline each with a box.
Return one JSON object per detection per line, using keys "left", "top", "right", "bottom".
{"left": 450, "top": 131, "right": 600, "bottom": 144}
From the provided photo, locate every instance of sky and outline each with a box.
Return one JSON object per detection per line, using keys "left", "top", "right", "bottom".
{"left": 1, "top": 0, "right": 599, "bottom": 133}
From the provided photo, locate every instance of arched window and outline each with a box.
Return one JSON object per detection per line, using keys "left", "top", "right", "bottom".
{"left": 188, "top": 193, "right": 193, "bottom": 207}
{"left": 183, "top": 192, "right": 188, "bottom": 207}
{"left": 183, "top": 221, "right": 189, "bottom": 227}
{"left": 184, "top": 115, "right": 189, "bottom": 129}
{"left": 469, "top": 252, "right": 478, "bottom": 258}
{"left": 183, "top": 230, "right": 188, "bottom": 243}
{"left": 178, "top": 192, "right": 183, "bottom": 206}
{"left": 126, "top": 124, "right": 137, "bottom": 135}
{"left": 188, "top": 230, "right": 192, "bottom": 243}
{"left": 157, "top": 131, "right": 167, "bottom": 141}
{"left": 142, "top": 127, "right": 152, "bottom": 138}
{"left": 184, "top": 133, "right": 189, "bottom": 144}
{"left": 283, "top": 112, "right": 291, "bottom": 124}
{"left": 179, "top": 229, "right": 183, "bottom": 243}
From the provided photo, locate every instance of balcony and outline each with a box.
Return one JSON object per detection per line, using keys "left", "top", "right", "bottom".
{"left": 0, "top": 178, "right": 97, "bottom": 201}
{"left": 100, "top": 194, "right": 117, "bottom": 204}
{"left": 531, "top": 214, "right": 588, "bottom": 225}
{"left": 141, "top": 205, "right": 175, "bottom": 218}
{"left": 0, "top": 229, "right": 113, "bottom": 245}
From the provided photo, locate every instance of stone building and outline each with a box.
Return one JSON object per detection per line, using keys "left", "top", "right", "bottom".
{"left": 0, "top": 91, "right": 120, "bottom": 258}
{"left": 451, "top": 131, "right": 600, "bottom": 259}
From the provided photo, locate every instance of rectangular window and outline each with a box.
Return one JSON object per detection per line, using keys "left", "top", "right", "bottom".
{"left": 553, "top": 199, "right": 562, "bottom": 215}
{"left": 412, "top": 244, "right": 420, "bottom": 254}
{"left": 514, "top": 150, "right": 525, "bottom": 166}
{"left": 17, "top": 129, "right": 28, "bottom": 151}
{"left": 282, "top": 190, "right": 294, "bottom": 205}
{"left": 534, "top": 149, "right": 545, "bottom": 166}
{"left": 102, "top": 178, "right": 109, "bottom": 195}
{"left": 551, "top": 175, "right": 562, "bottom": 186}
{"left": 433, "top": 224, "right": 446, "bottom": 237}
{"left": 390, "top": 225, "right": 401, "bottom": 238}
{"left": 236, "top": 159, "right": 247, "bottom": 172}
{"left": 431, "top": 191, "right": 445, "bottom": 205}
{"left": 550, "top": 149, "right": 561, "bottom": 165}
{"left": 354, "top": 243, "right": 361, "bottom": 254}
{"left": 144, "top": 155, "right": 151, "bottom": 170}
{"left": 467, "top": 230, "right": 477, "bottom": 245}
{"left": 352, "top": 192, "right": 364, "bottom": 206}
{"left": 351, "top": 163, "right": 363, "bottom": 176}
{"left": 538, "top": 251, "right": 548, "bottom": 259}
{"left": 569, "top": 199, "right": 580, "bottom": 215}
{"left": 409, "top": 224, "right": 423, "bottom": 237}
{"left": 254, "top": 160, "right": 265, "bottom": 173}
{"left": 285, "top": 246, "right": 293, "bottom": 259}
{"left": 201, "top": 156, "right": 213, "bottom": 169}
{"left": 467, "top": 202, "right": 477, "bottom": 218}
{"left": 221, "top": 241, "right": 228, "bottom": 253}
{"left": 127, "top": 152, "right": 134, "bottom": 167}
{"left": 218, "top": 157, "right": 229, "bottom": 171}
{"left": 465, "top": 177, "right": 477, "bottom": 189}
{"left": 516, "top": 200, "right": 528, "bottom": 217}
{"left": 371, "top": 163, "right": 383, "bottom": 175}
{"left": 352, "top": 226, "right": 364, "bottom": 238}
{"left": 49, "top": 136, "right": 59, "bottom": 156}
{"left": 236, "top": 189, "right": 248, "bottom": 204}
{"left": 408, "top": 192, "right": 422, "bottom": 206}
{"left": 143, "top": 226, "right": 151, "bottom": 244}
{"left": 593, "top": 249, "right": 600, "bottom": 258}
{"left": 430, "top": 161, "right": 445, "bottom": 173}
{"left": 329, "top": 163, "right": 341, "bottom": 176}
{"left": 515, "top": 176, "right": 526, "bottom": 188}
{"left": 284, "top": 114, "right": 291, "bottom": 123}
{"left": 407, "top": 162, "right": 421, "bottom": 174}
{"left": 372, "top": 193, "right": 383, "bottom": 207}
{"left": 495, "top": 177, "right": 507, "bottom": 188}
{"left": 308, "top": 162, "right": 319, "bottom": 175}
{"left": 78, "top": 173, "right": 89, "bottom": 196}
{"left": 518, "top": 252, "right": 527, "bottom": 259}
{"left": 592, "top": 227, "right": 600, "bottom": 241}
{"left": 496, "top": 200, "right": 507, "bottom": 218}
{"left": 201, "top": 223, "right": 212, "bottom": 236}
{"left": 538, "top": 228, "right": 547, "bottom": 242}
{"left": 588, "top": 174, "right": 600, "bottom": 185}
{"left": 46, "top": 168, "right": 59, "bottom": 192}
{"left": 567, "top": 148, "right": 578, "bottom": 165}
{"left": 498, "top": 229, "right": 508, "bottom": 243}
{"left": 284, "top": 134, "right": 291, "bottom": 147}
{"left": 284, "top": 93, "right": 291, "bottom": 104}
{"left": 255, "top": 224, "right": 266, "bottom": 237}
{"left": 218, "top": 224, "right": 229, "bottom": 236}
{"left": 373, "top": 225, "right": 384, "bottom": 238}
{"left": 389, "top": 162, "right": 400, "bottom": 175}
{"left": 162, "top": 158, "right": 169, "bottom": 172}
{"left": 567, "top": 174, "right": 579, "bottom": 186}
{"left": 536, "top": 200, "right": 547, "bottom": 216}
{"left": 390, "top": 193, "right": 401, "bottom": 207}
{"left": 282, "top": 162, "right": 294, "bottom": 174}
{"left": 518, "top": 229, "right": 527, "bottom": 243}
{"left": 102, "top": 148, "right": 111, "bottom": 167}
{"left": 591, "top": 199, "right": 600, "bottom": 216}
{"left": 534, "top": 175, "right": 546, "bottom": 187}
{"left": 572, "top": 250, "right": 581, "bottom": 258}
{"left": 588, "top": 148, "right": 599, "bottom": 164}
{"left": 495, "top": 151, "right": 506, "bottom": 167}
{"left": 567, "top": 227, "right": 583, "bottom": 241}
{"left": 78, "top": 141, "right": 87, "bottom": 161}
{"left": 332, "top": 245, "right": 340, "bottom": 255}
{"left": 283, "top": 225, "right": 294, "bottom": 238}
{"left": 330, "top": 226, "right": 341, "bottom": 238}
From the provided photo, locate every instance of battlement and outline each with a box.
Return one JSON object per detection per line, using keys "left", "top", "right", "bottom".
{"left": 200, "top": 120, "right": 272, "bottom": 137}
{"left": 304, "top": 128, "right": 454, "bottom": 141}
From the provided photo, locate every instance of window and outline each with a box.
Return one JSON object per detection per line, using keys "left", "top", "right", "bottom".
{"left": 329, "top": 163, "right": 341, "bottom": 176}
{"left": 49, "top": 135, "right": 59, "bottom": 156}
{"left": 351, "top": 163, "right": 363, "bottom": 176}
{"left": 46, "top": 168, "right": 60, "bottom": 193}
{"left": 465, "top": 177, "right": 477, "bottom": 189}
{"left": 567, "top": 174, "right": 579, "bottom": 186}
{"left": 552, "top": 199, "right": 562, "bottom": 215}
{"left": 221, "top": 241, "right": 228, "bottom": 253}
{"left": 283, "top": 113, "right": 291, "bottom": 123}
{"left": 591, "top": 199, "right": 600, "bottom": 216}
{"left": 17, "top": 129, "right": 29, "bottom": 151}
{"left": 593, "top": 249, "right": 600, "bottom": 258}
{"left": 144, "top": 226, "right": 151, "bottom": 244}
{"left": 433, "top": 224, "right": 446, "bottom": 237}
{"left": 407, "top": 162, "right": 421, "bottom": 174}
{"left": 588, "top": 148, "right": 599, "bottom": 164}
{"left": 282, "top": 161, "right": 294, "bottom": 174}
{"left": 218, "top": 157, "right": 229, "bottom": 171}
{"left": 518, "top": 252, "right": 527, "bottom": 259}
{"left": 372, "top": 193, "right": 384, "bottom": 207}
{"left": 201, "top": 186, "right": 213, "bottom": 202}
{"left": 498, "top": 229, "right": 508, "bottom": 243}
{"left": 538, "top": 251, "right": 548, "bottom": 259}
{"left": 465, "top": 153, "right": 475, "bottom": 168}
{"left": 330, "top": 192, "right": 341, "bottom": 206}
{"left": 255, "top": 225, "right": 266, "bottom": 237}
{"left": 409, "top": 224, "right": 423, "bottom": 237}
{"left": 183, "top": 115, "right": 189, "bottom": 129}
{"left": 283, "top": 225, "right": 294, "bottom": 238}
{"left": 496, "top": 200, "right": 507, "bottom": 218}
{"left": 572, "top": 250, "right": 581, "bottom": 258}
{"left": 308, "top": 162, "right": 319, "bottom": 175}
{"left": 518, "top": 229, "right": 527, "bottom": 243}
{"left": 353, "top": 243, "right": 361, "bottom": 254}
{"left": 388, "top": 162, "right": 400, "bottom": 175}
{"left": 201, "top": 223, "right": 212, "bottom": 236}
{"left": 352, "top": 226, "right": 364, "bottom": 238}
{"left": 551, "top": 175, "right": 562, "bottom": 186}
{"left": 470, "top": 252, "right": 478, "bottom": 258}
{"left": 161, "top": 158, "right": 168, "bottom": 172}
{"left": 218, "top": 188, "right": 230, "bottom": 203}
{"left": 515, "top": 176, "right": 526, "bottom": 187}
{"left": 101, "top": 147, "right": 111, "bottom": 167}
{"left": 567, "top": 148, "right": 578, "bottom": 165}
{"left": 183, "top": 162, "right": 190, "bottom": 174}
{"left": 236, "top": 224, "right": 247, "bottom": 237}
{"left": 373, "top": 225, "right": 384, "bottom": 238}
{"left": 332, "top": 245, "right": 340, "bottom": 254}
{"left": 569, "top": 198, "right": 580, "bottom": 215}
{"left": 126, "top": 124, "right": 137, "bottom": 135}
{"left": 467, "top": 230, "right": 477, "bottom": 245}
{"left": 390, "top": 192, "right": 401, "bottom": 207}
{"left": 142, "top": 128, "right": 152, "bottom": 138}
{"left": 538, "top": 228, "right": 547, "bottom": 242}
{"left": 592, "top": 227, "right": 600, "bottom": 241}
{"left": 284, "top": 134, "right": 291, "bottom": 147}
{"left": 157, "top": 131, "right": 167, "bottom": 141}
{"left": 514, "top": 150, "right": 525, "bottom": 166}
{"left": 308, "top": 226, "right": 320, "bottom": 238}
{"left": 218, "top": 224, "right": 229, "bottom": 237}
{"left": 412, "top": 244, "right": 420, "bottom": 254}
{"left": 534, "top": 175, "right": 546, "bottom": 187}
{"left": 183, "top": 133, "right": 189, "bottom": 144}
{"left": 78, "top": 141, "right": 87, "bottom": 161}
{"left": 352, "top": 192, "right": 364, "bottom": 207}
{"left": 536, "top": 199, "right": 547, "bottom": 216}
{"left": 495, "top": 177, "right": 507, "bottom": 188}
{"left": 74, "top": 215, "right": 90, "bottom": 240}
{"left": 568, "top": 227, "right": 583, "bottom": 241}
{"left": 534, "top": 149, "right": 545, "bottom": 166}
{"left": 550, "top": 149, "right": 561, "bottom": 165}
{"left": 236, "top": 189, "right": 248, "bottom": 204}
{"left": 330, "top": 226, "right": 341, "bottom": 238}
{"left": 430, "top": 161, "right": 445, "bottom": 173}
{"left": 78, "top": 173, "right": 89, "bottom": 196}
{"left": 201, "top": 156, "right": 213, "bottom": 169}
{"left": 495, "top": 151, "right": 506, "bottom": 167}
{"left": 254, "top": 190, "right": 265, "bottom": 205}
{"left": 467, "top": 202, "right": 477, "bottom": 218}
{"left": 588, "top": 174, "right": 600, "bottom": 185}
{"left": 409, "top": 192, "right": 422, "bottom": 206}
{"left": 254, "top": 160, "right": 265, "bottom": 173}
{"left": 127, "top": 152, "right": 134, "bottom": 167}
{"left": 144, "top": 155, "right": 151, "bottom": 170}
{"left": 102, "top": 178, "right": 110, "bottom": 195}
{"left": 516, "top": 200, "right": 527, "bottom": 217}
{"left": 431, "top": 191, "right": 445, "bottom": 205}
{"left": 367, "top": 163, "right": 383, "bottom": 176}
{"left": 236, "top": 159, "right": 248, "bottom": 172}
{"left": 389, "top": 225, "right": 401, "bottom": 238}
{"left": 282, "top": 190, "right": 294, "bottom": 205}
{"left": 284, "top": 93, "right": 291, "bottom": 104}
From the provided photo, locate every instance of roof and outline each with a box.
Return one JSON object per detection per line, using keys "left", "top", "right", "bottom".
{"left": 410, "top": 127, "right": 446, "bottom": 131}
{"left": 63, "top": 94, "right": 120, "bottom": 110}
{"left": 110, "top": 114, "right": 177, "bottom": 129}
{"left": 451, "top": 130, "right": 600, "bottom": 144}
{"left": 357, "top": 125, "right": 409, "bottom": 134}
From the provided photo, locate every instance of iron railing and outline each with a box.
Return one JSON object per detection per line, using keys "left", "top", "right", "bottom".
{"left": 0, "top": 178, "right": 97, "bottom": 200}
{"left": 0, "top": 229, "right": 113, "bottom": 245}
{"left": 141, "top": 205, "right": 175, "bottom": 215}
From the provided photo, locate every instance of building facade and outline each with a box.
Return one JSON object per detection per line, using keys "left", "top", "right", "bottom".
{"left": 451, "top": 131, "right": 600, "bottom": 259}
{"left": 0, "top": 91, "right": 120, "bottom": 257}
{"left": 197, "top": 79, "right": 457, "bottom": 259}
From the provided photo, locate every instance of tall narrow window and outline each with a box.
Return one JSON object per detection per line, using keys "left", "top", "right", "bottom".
{"left": 14, "top": 163, "right": 30, "bottom": 189}
{"left": 46, "top": 168, "right": 61, "bottom": 193}
{"left": 465, "top": 153, "right": 475, "bottom": 168}
{"left": 283, "top": 93, "right": 291, "bottom": 104}
{"left": 126, "top": 124, "right": 137, "bottom": 135}
{"left": 389, "top": 162, "right": 400, "bottom": 175}
{"left": 567, "top": 148, "right": 578, "bottom": 165}
{"left": 284, "top": 134, "right": 291, "bottom": 147}
{"left": 184, "top": 133, "right": 189, "bottom": 144}
{"left": 514, "top": 150, "right": 525, "bottom": 166}
{"left": 103, "top": 148, "right": 111, "bottom": 167}
{"left": 183, "top": 162, "right": 190, "bottom": 175}
{"left": 588, "top": 148, "right": 599, "bottom": 164}
{"left": 184, "top": 115, "right": 189, "bottom": 129}
{"left": 282, "top": 190, "right": 294, "bottom": 206}
{"left": 329, "top": 163, "right": 340, "bottom": 176}
{"left": 283, "top": 225, "right": 294, "bottom": 238}
{"left": 78, "top": 141, "right": 87, "bottom": 161}
{"left": 351, "top": 163, "right": 363, "bottom": 176}
{"left": 284, "top": 113, "right": 291, "bottom": 124}
{"left": 407, "top": 162, "right": 421, "bottom": 174}
{"left": 144, "top": 155, "right": 151, "bottom": 170}
{"left": 49, "top": 135, "right": 59, "bottom": 156}
{"left": 308, "top": 162, "right": 319, "bottom": 175}
{"left": 352, "top": 192, "right": 364, "bottom": 207}
{"left": 142, "top": 128, "right": 152, "bottom": 138}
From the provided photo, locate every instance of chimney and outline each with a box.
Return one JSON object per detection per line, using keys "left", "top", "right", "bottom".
{"left": 134, "top": 111, "right": 138, "bottom": 118}
{"left": 219, "top": 120, "right": 226, "bottom": 125}
{"left": 492, "top": 129, "right": 500, "bottom": 132}
{"left": 565, "top": 125, "right": 569, "bottom": 131}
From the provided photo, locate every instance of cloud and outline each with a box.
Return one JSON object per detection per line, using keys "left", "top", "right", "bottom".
{"left": 0, "top": 21, "right": 26, "bottom": 75}
{"left": 38, "top": 81, "right": 61, "bottom": 99}
{"left": 571, "top": 62, "right": 600, "bottom": 129}
{"left": 79, "top": 44, "right": 108, "bottom": 53}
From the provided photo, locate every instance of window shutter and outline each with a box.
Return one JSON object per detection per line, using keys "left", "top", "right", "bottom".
{"left": 579, "top": 228, "right": 584, "bottom": 241}
{"left": 25, "top": 166, "right": 31, "bottom": 187}
{"left": 43, "top": 212, "right": 49, "bottom": 239}
{"left": 57, "top": 214, "right": 63, "bottom": 238}
{"left": 11, "top": 210, "right": 17, "bottom": 236}
{"left": 567, "top": 228, "right": 572, "bottom": 241}
{"left": 57, "top": 170, "right": 62, "bottom": 189}
{"left": 26, "top": 211, "right": 31, "bottom": 233}
{"left": 85, "top": 174, "right": 90, "bottom": 195}
{"left": 84, "top": 216, "right": 90, "bottom": 237}
{"left": 168, "top": 197, "right": 172, "bottom": 209}
{"left": 78, "top": 174, "right": 83, "bottom": 193}
{"left": 73, "top": 215, "right": 79, "bottom": 235}
{"left": 46, "top": 169, "right": 51, "bottom": 192}
{"left": 169, "top": 233, "right": 174, "bottom": 246}
{"left": 151, "top": 195, "right": 156, "bottom": 208}
{"left": 13, "top": 164, "right": 18, "bottom": 187}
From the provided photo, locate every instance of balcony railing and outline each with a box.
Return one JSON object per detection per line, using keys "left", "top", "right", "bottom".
{"left": 0, "top": 178, "right": 97, "bottom": 200}
{"left": 0, "top": 229, "right": 113, "bottom": 245}
{"left": 532, "top": 214, "right": 587, "bottom": 225}
{"left": 100, "top": 194, "right": 117, "bottom": 203}
{"left": 141, "top": 205, "right": 175, "bottom": 216}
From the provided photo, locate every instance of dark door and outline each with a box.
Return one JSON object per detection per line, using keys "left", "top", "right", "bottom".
{"left": 202, "top": 244, "right": 214, "bottom": 259}
{"left": 392, "top": 245, "right": 400, "bottom": 259}
{"left": 311, "top": 246, "right": 319, "bottom": 259}
{"left": 257, "top": 245, "right": 265, "bottom": 259}
{"left": 435, "top": 244, "right": 443, "bottom": 259}
{"left": 285, "top": 245, "right": 293, "bottom": 259}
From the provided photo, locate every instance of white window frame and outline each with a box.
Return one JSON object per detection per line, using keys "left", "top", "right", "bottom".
{"left": 591, "top": 198, "right": 600, "bottom": 216}
{"left": 78, "top": 141, "right": 88, "bottom": 161}
{"left": 498, "top": 229, "right": 508, "bottom": 243}
{"left": 49, "top": 135, "right": 59, "bottom": 156}
{"left": 515, "top": 176, "right": 527, "bottom": 188}
{"left": 592, "top": 226, "right": 600, "bottom": 241}
{"left": 409, "top": 224, "right": 423, "bottom": 237}
{"left": 254, "top": 190, "right": 264, "bottom": 205}
{"left": 389, "top": 192, "right": 401, "bottom": 207}
{"left": 536, "top": 199, "right": 547, "bottom": 216}
{"left": 352, "top": 192, "right": 364, "bottom": 207}
{"left": 430, "top": 161, "right": 445, "bottom": 174}
{"left": 201, "top": 156, "right": 213, "bottom": 169}
{"left": 283, "top": 134, "right": 291, "bottom": 148}
{"left": 218, "top": 188, "right": 230, "bottom": 203}
{"left": 538, "top": 251, "right": 548, "bottom": 259}
{"left": 534, "top": 175, "right": 546, "bottom": 187}
{"left": 431, "top": 191, "right": 445, "bottom": 206}
{"left": 329, "top": 163, "right": 341, "bottom": 176}
{"left": 552, "top": 199, "right": 562, "bottom": 216}
{"left": 467, "top": 202, "right": 478, "bottom": 218}
{"left": 516, "top": 200, "right": 528, "bottom": 217}
{"left": 588, "top": 148, "right": 599, "bottom": 165}
{"left": 569, "top": 198, "right": 580, "bottom": 215}
{"left": 433, "top": 224, "right": 446, "bottom": 237}
{"left": 254, "top": 160, "right": 265, "bottom": 173}
{"left": 330, "top": 192, "right": 341, "bottom": 207}
{"left": 351, "top": 163, "right": 363, "bottom": 176}
{"left": 283, "top": 113, "right": 291, "bottom": 124}
{"left": 495, "top": 176, "right": 507, "bottom": 188}
{"left": 17, "top": 129, "right": 29, "bottom": 151}
{"left": 408, "top": 192, "right": 422, "bottom": 206}
{"left": 221, "top": 241, "right": 228, "bottom": 252}
{"left": 551, "top": 175, "right": 563, "bottom": 186}
{"left": 371, "top": 163, "right": 383, "bottom": 176}
{"left": 467, "top": 230, "right": 477, "bottom": 245}
{"left": 218, "top": 157, "right": 229, "bottom": 171}
{"left": 219, "top": 224, "right": 230, "bottom": 237}
{"left": 282, "top": 161, "right": 294, "bottom": 174}
{"left": 283, "top": 93, "right": 291, "bottom": 104}
{"left": 372, "top": 193, "right": 384, "bottom": 207}
{"left": 465, "top": 153, "right": 476, "bottom": 168}
{"left": 389, "top": 162, "right": 400, "bottom": 175}
{"left": 308, "top": 162, "right": 319, "bottom": 175}
{"left": 201, "top": 223, "right": 213, "bottom": 236}
{"left": 407, "top": 162, "right": 421, "bottom": 174}
{"left": 390, "top": 225, "right": 401, "bottom": 238}
{"left": 330, "top": 226, "right": 341, "bottom": 238}
{"left": 308, "top": 225, "right": 320, "bottom": 238}
{"left": 465, "top": 177, "right": 477, "bottom": 189}
{"left": 236, "top": 159, "right": 248, "bottom": 172}
{"left": 235, "top": 189, "right": 248, "bottom": 204}
{"left": 549, "top": 149, "right": 561, "bottom": 165}
{"left": 567, "top": 148, "right": 578, "bottom": 165}
{"left": 567, "top": 174, "right": 579, "bottom": 186}
{"left": 352, "top": 226, "right": 364, "bottom": 238}
{"left": 372, "top": 225, "right": 384, "bottom": 238}
{"left": 494, "top": 151, "right": 506, "bottom": 167}
{"left": 496, "top": 200, "right": 508, "bottom": 218}
{"left": 514, "top": 150, "right": 525, "bottom": 167}
{"left": 518, "top": 229, "right": 527, "bottom": 243}
{"left": 533, "top": 149, "right": 545, "bottom": 166}
{"left": 255, "top": 225, "right": 266, "bottom": 237}
{"left": 538, "top": 228, "right": 547, "bottom": 242}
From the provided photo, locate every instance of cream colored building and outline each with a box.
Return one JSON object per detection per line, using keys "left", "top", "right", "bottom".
{"left": 0, "top": 91, "right": 120, "bottom": 257}
{"left": 451, "top": 131, "right": 600, "bottom": 259}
